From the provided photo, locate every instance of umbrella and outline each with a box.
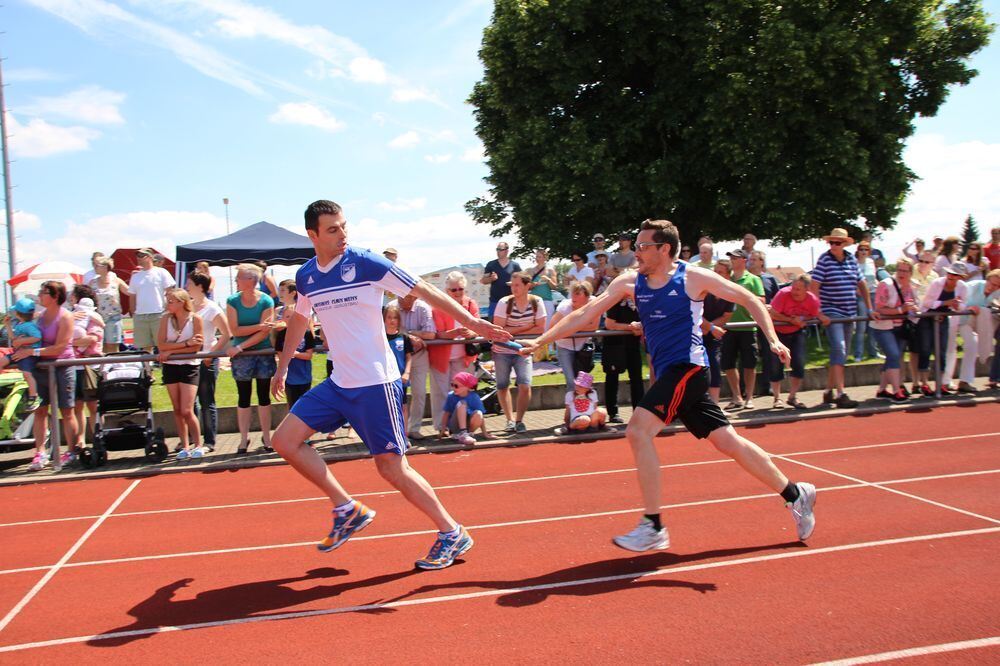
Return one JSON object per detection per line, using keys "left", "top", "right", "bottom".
{"left": 7, "top": 261, "right": 85, "bottom": 296}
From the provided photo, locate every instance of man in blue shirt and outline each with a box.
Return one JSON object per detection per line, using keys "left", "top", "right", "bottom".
{"left": 481, "top": 242, "right": 521, "bottom": 320}
{"left": 810, "top": 228, "right": 878, "bottom": 408}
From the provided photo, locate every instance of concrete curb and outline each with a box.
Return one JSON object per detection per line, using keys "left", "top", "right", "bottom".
{"left": 3, "top": 394, "right": 996, "bottom": 488}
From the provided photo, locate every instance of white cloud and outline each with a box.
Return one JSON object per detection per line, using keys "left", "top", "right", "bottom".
{"left": 13, "top": 211, "right": 42, "bottom": 231}
{"left": 461, "top": 144, "right": 485, "bottom": 162}
{"left": 348, "top": 57, "right": 388, "bottom": 84}
{"left": 16, "top": 210, "right": 228, "bottom": 271}
{"left": 424, "top": 154, "right": 453, "bottom": 164}
{"left": 5, "top": 112, "right": 101, "bottom": 158}
{"left": 391, "top": 87, "right": 439, "bottom": 104}
{"left": 21, "top": 86, "right": 126, "bottom": 125}
{"left": 388, "top": 131, "right": 420, "bottom": 149}
{"left": 268, "top": 102, "right": 345, "bottom": 133}
{"left": 376, "top": 198, "right": 427, "bottom": 212}
{"left": 371, "top": 112, "right": 388, "bottom": 126}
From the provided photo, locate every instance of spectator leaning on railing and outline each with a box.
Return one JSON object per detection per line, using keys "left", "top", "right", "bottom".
{"left": 962, "top": 243, "right": 989, "bottom": 282}
{"left": 853, "top": 242, "right": 882, "bottom": 362}
{"left": 158, "top": 287, "right": 205, "bottom": 459}
{"left": 89, "top": 255, "right": 128, "bottom": 354}
{"left": 69, "top": 285, "right": 104, "bottom": 455}
{"left": 810, "top": 227, "right": 874, "bottom": 409}
{"left": 429, "top": 271, "right": 480, "bottom": 422}
{"left": 768, "top": 274, "right": 828, "bottom": 409}
{"left": 920, "top": 264, "right": 968, "bottom": 394}
{"left": 871, "top": 259, "right": 918, "bottom": 402}
{"left": 949, "top": 267, "right": 1000, "bottom": 392}
{"left": 389, "top": 292, "right": 436, "bottom": 440}
{"left": 186, "top": 271, "right": 230, "bottom": 452}
{"left": 492, "top": 272, "right": 547, "bottom": 433}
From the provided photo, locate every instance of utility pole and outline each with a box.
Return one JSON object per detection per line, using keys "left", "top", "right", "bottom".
{"left": 0, "top": 46, "right": 16, "bottom": 311}
{"left": 224, "top": 197, "right": 233, "bottom": 296}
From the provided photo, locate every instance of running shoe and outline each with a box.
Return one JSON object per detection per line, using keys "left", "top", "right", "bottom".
{"left": 191, "top": 447, "right": 206, "bottom": 458}
{"left": 612, "top": 517, "right": 669, "bottom": 552}
{"left": 788, "top": 482, "right": 817, "bottom": 540}
{"left": 318, "top": 502, "right": 376, "bottom": 553}
{"left": 514, "top": 421, "right": 528, "bottom": 433}
{"left": 919, "top": 384, "right": 935, "bottom": 397}
{"left": 415, "top": 526, "right": 474, "bottom": 570}
{"left": 29, "top": 451, "right": 49, "bottom": 471}
{"left": 20, "top": 395, "right": 41, "bottom": 413}
{"left": 452, "top": 430, "right": 476, "bottom": 446}
{"left": 60, "top": 450, "right": 77, "bottom": 466}
{"left": 834, "top": 394, "right": 859, "bottom": 409}
{"left": 504, "top": 420, "right": 516, "bottom": 433}
{"left": 876, "top": 389, "right": 894, "bottom": 399}
{"left": 177, "top": 448, "right": 191, "bottom": 460}
{"left": 891, "top": 390, "right": 909, "bottom": 403}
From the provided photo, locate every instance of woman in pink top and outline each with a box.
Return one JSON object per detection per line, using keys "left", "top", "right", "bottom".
{"left": 768, "top": 275, "right": 830, "bottom": 409}
{"left": 13, "top": 281, "right": 79, "bottom": 470}
{"left": 69, "top": 284, "right": 105, "bottom": 454}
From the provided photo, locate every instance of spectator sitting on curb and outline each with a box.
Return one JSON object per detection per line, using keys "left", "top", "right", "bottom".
{"left": 481, "top": 242, "right": 520, "bottom": 320}
{"left": 557, "top": 371, "right": 607, "bottom": 435}
{"left": 438, "top": 371, "right": 488, "bottom": 446}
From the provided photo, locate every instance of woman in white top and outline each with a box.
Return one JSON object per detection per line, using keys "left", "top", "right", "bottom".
{"left": 186, "top": 272, "right": 231, "bottom": 452}
{"left": 157, "top": 287, "right": 205, "bottom": 458}
{"left": 933, "top": 236, "right": 961, "bottom": 277}
{"left": 550, "top": 281, "right": 602, "bottom": 385}
{"left": 89, "top": 256, "right": 129, "bottom": 353}
{"left": 565, "top": 252, "right": 596, "bottom": 290}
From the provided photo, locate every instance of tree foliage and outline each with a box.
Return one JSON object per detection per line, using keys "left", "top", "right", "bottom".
{"left": 960, "top": 213, "right": 980, "bottom": 254}
{"left": 467, "top": 0, "right": 993, "bottom": 257}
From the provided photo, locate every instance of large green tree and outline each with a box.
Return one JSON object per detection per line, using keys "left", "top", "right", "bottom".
{"left": 467, "top": 0, "right": 992, "bottom": 256}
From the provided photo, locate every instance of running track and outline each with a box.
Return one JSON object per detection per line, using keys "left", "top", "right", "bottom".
{"left": 0, "top": 404, "right": 997, "bottom": 663}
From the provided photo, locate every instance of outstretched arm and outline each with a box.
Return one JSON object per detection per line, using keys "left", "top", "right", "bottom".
{"left": 520, "top": 272, "right": 636, "bottom": 354}
{"left": 410, "top": 281, "right": 511, "bottom": 343}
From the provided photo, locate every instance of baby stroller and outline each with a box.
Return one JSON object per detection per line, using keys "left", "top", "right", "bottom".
{"left": 80, "top": 354, "right": 166, "bottom": 467}
{"left": 470, "top": 351, "right": 501, "bottom": 416}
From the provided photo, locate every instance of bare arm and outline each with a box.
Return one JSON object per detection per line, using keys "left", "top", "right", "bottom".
{"left": 270, "top": 312, "right": 308, "bottom": 399}
{"left": 410, "top": 280, "right": 510, "bottom": 342}
{"left": 523, "top": 272, "right": 635, "bottom": 352}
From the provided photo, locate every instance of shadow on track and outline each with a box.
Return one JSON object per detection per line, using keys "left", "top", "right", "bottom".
{"left": 87, "top": 566, "right": 419, "bottom": 647}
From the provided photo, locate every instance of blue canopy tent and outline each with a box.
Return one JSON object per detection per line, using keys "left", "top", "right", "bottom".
{"left": 174, "top": 221, "right": 315, "bottom": 284}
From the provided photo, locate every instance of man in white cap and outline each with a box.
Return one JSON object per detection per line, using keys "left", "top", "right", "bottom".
{"left": 810, "top": 228, "right": 877, "bottom": 408}
{"left": 586, "top": 233, "right": 608, "bottom": 267}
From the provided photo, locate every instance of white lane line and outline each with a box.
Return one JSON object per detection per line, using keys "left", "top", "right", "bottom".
{"left": 1, "top": 525, "right": 997, "bottom": 654}
{"left": 4, "top": 431, "right": 997, "bottom": 531}
{"left": 2, "top": 468, "right": 997, "bottom": 578}
{"left": 0, "top": 479, "right": 141, "bottom": 635}
{"left": 810, "top": 636, "right": 1000, "bottom": 665}
{"left": 775, "top": 455, "right": 1000, "bottom": 525}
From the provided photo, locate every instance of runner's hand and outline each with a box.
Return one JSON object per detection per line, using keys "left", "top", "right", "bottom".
{"left": 270, "top": 371, "right": 286, "bottom": 400}
{"left": 770, "top": 339, "right": 791, "bottom": 366}
{"left": 518, "top": 339, "right": 540, "bottom": 356}
{"left": 469, "top": 318, "right": 512, "bottom": 343}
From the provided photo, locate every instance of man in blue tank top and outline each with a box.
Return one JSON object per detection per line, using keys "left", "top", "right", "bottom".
{"left": 521, "top": 219, "right": 817, "bottom": 551}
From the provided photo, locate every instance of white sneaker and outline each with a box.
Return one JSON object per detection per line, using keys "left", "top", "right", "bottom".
{"left": 788, "top": 482, "right": 817, "bottom": 540}
{"left": 613, "top": 517, "right": 669, "bottom": 552}
{"left": 453, "top": 430, "right": 476, "bottom": 446}
{"left": 190, "top": 447, "right": 205, "bottom": 458}
{"left": 504, "top": 420, "right": 516, "bottom": 433}
{"left": 29, "top": 451, "right": 50, "bottom": 471}
{"left": 177, "top": 449, "right": 191, "bottom": 460}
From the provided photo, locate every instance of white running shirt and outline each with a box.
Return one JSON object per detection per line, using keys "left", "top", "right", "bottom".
{"left": 295, "top": 247, "right": 418, "bottom": 388}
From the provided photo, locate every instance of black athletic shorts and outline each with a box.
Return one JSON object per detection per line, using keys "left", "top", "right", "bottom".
{"left": 637, "top": 363, "right": 729, "bottom": 439}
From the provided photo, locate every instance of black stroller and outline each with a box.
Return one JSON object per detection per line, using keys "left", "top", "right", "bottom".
{"left": 80, "top": 354, "right": 166, "bottom": 467}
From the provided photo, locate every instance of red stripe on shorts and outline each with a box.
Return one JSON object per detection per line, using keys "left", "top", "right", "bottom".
{"left": 664, "top": 365, "right": 701, "bottom": 424}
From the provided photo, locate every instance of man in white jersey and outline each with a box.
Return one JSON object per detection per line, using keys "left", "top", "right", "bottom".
{"left": 271, "top": 200, "right": 511, "bottom": 570}
{"left": 519, "top": 219, "right": 817, "bottom": 552}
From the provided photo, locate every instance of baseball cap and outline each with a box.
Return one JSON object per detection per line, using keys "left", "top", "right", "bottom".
{"left": 12, "top": 297, "right": 36, "bottom": 314}
{"left": 944, "top": 262, "right": 968, "bottom": 277}
{"left": 592, "top": 233, "right": 606, "bottom": 241}
{"left": 617, "top": 232, "right": 633, "bottom": 240}
{"left": 726, "top": 249, "right": 749, "bottom": 260}
{"left": 136, "top": 247, "right": 154, "bottom": 257}
{"left": 383, "top": 247, "right": 398, "bottom": 256}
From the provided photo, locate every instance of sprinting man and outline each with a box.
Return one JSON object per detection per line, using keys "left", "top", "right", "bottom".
{"left": 520, "top": 219, "right": 817, "bottom": 551}
{"left": 270, "top": 200, "right": 511, "bottom": 570}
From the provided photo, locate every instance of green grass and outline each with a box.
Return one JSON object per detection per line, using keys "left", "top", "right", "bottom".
{"left": 147, "top": 328, "right": 887, "bottom": 412}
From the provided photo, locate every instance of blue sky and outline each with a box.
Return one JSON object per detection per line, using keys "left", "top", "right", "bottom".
{"left": 3, "top": 0, "right": 999, "bottom": 297}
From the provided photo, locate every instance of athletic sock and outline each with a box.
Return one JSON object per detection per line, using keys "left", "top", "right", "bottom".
{"left": 334, "top": 499, "right": 357, "bottom": 517}
{"left": 780, "top": 482, "right": 801, "bottom": 504}
{"left": 644, "top": 513, "right": 663, "bottom": 532}
{"left": 440, "top": 525, "right": 462, "bottom": 538}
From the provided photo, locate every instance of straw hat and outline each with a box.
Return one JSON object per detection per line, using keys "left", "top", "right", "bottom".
{"left": 822, "top": 228, "right": 855, "bottom": 245}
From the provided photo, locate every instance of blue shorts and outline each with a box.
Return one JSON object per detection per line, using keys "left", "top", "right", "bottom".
{"left": 290, "top": 378, "right": 409, "bottom": 456}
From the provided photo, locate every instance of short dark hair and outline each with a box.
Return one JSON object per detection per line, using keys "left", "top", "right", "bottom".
{"left": 640, "top": 219, "right": 680, "bottom": 258}
{"left": 279, "top": 278, "right": 297, "bottom": 298}
{"left": 187, "top": 271, "right": 211, "bottom": 293}
{"left": 304, "top": 199, "right": 343, "bottom": 232}
{"left": 41, "top": 280, "right": 67, "bottom": 305}
{"left": 571, "top": 250, "right": 587, "bottom": 262}
{"left": 72, "top": 283, "right": 96, "bottom": 303}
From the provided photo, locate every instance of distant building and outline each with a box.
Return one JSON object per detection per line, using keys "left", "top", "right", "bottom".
{"left": 420, "top": 264, "right": 491, "bottom": 311}
{"left": 771, "top": 266, "right": 806, "bottom": 286}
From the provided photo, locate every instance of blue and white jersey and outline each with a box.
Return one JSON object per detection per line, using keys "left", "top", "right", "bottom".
{"left": 295, "top": 247, "right": 418, "bottom": 389}
{"left": 634, "top": 262, "right": 708, "bottom": 377}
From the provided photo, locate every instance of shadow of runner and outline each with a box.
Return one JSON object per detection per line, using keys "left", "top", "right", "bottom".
{"left": 384, "top": 541, "right": 804, "bottom": 608}
{"left": 88, "top": 567, "right": 419, "bottom": 647}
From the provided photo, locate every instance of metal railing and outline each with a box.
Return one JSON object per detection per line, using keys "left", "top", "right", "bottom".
{"left": 28, "top": 308, "right": 979, "bottom": 469}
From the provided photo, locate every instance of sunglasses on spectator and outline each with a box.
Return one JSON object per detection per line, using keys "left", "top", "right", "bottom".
{"left": 919, "top": 260, "right": 933, "bottom": 264}
{"left": 450, "top": 383, "right": 461, "bottom": 388}
{"left": 828, "top": 241, "right": 845, "bottom": 246}
{"left": 448, "top": 287, "right": 464, "bottom": 293}
{"left": 496, "top": 247, "right": 508, "bottom": 251}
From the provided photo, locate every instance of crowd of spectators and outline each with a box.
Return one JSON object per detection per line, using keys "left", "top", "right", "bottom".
{"left": 8, "top": 223, "right": 1000, "bottom": 470}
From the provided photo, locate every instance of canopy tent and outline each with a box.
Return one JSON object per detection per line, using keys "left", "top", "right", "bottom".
{"left": 175, "top": 221, "right": 315, "bottom": 267}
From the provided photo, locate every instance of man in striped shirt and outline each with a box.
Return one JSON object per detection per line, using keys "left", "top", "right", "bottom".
{"left": 810, "top": 228, "right": 877, "bottom": 408}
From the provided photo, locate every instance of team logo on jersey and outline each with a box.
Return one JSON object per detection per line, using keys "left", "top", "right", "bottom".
{"left": 341, "top": 263, "right": 357, "bottom": 282}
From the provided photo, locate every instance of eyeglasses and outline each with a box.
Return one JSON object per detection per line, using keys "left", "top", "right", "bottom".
{"left": 828, "top": 241, "right": 845, "bottom": 247}
{"left": 572, "top": 257, "right": 583, "bottom": 262}
{"left": 496, "top": 247, "right": 508, "bottom": 252}
{"left": 636, "top": 241, "right": 666, "bottom": 250}
{"left": 919, "top": 260, "right": 933, "bottom": 264}
{"left": 450, "top": 383, "right": 460, "bottom": 389}
{"left": 448, "top": 287, "right": 465, "bottom": 293}
{"left": 857, "top": 248, "right": 869, "bottom": 253}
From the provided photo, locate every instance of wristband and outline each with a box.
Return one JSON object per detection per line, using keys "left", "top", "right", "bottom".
{"left": 34, "top": 348, "right": 42, "bottom": 357}
{"left": 234, "top": 344, "right": 243, "bottom": 353}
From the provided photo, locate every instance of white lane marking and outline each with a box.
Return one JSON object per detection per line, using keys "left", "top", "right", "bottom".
{"left": 1, "top": 468, "right": 997, "bottom": 577}
{"left": 0, "top": 480, "right": 141, "bottom": 635}
{"left": 810, "top": 636, "right": 1000, "bottom": 665}
{"left": 3, "top": 431, "right": 997, "bottom": 530}
{"left": 0, "top": 526, "right": 997, "bottom": 654}
{"left": 775, "top": 455, "right": 1000, "bottom": 525}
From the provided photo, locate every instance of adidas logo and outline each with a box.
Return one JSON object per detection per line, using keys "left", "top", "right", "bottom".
{"left": 667, "top": 289, "right": 678, "bottom": 296}
{"left": 307, "top": 276, "right": 315, "bottom": 284}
